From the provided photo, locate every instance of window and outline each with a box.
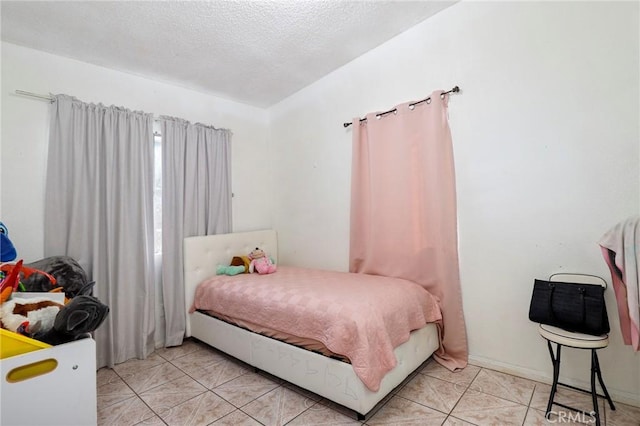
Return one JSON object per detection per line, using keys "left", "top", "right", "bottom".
{"left": 153, "top": 132, "right": 162, "bottom": 254}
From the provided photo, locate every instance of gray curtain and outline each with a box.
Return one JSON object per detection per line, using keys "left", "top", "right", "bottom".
{"left": 160, "top": 117, "right": 232, "bottom": 347}
{"left": 45, "top": 95, "right": 156, "bottom": 368}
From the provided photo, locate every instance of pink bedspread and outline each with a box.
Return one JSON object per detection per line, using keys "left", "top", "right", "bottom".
{"left": 190, "top": 266, "right": 442, "bottom": 391}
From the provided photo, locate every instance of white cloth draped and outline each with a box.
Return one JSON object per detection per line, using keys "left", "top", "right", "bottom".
{"left": 599, "top": 216, "right": 640, "bottom": 351}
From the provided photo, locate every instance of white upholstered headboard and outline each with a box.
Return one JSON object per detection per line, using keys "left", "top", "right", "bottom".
{"left": 183, "top": 229, "right": 278, "bottom": 336}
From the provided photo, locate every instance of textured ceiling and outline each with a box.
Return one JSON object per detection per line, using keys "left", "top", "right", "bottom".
{"left": 1, "top": 1, "right": 455, "bottom": 107}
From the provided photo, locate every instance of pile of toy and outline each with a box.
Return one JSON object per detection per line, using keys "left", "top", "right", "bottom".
{"left": 216, "top": 247, "right": 277, "bottom": 276}
{"left": 0, "top": 221, "right": 109, "bottom": 345}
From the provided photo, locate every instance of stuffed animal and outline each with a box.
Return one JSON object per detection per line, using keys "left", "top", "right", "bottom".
{"left": 0, "top": 260, "right": 23, "bottom": 303}
{"left": 0, "top": 221, "right": 17, "bottom": 262}
{"left": 230, "top": 256, "right": 251, "bottom": 273}
{"left": 0, "top": 296, "right": 64, "bottom": 336}
{"left": 248, "top": 248, "right": 276, "bottom": 275}
{"left": 32, "top": 295, "right": 109, "bottom": 345}
{"left": 0, "top": 294, "right": 109, "bottom": 345}
{"left": 216, "top": 265, "right": 245, "bottom": 276}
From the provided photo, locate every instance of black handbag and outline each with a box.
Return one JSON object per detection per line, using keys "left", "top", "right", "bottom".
{"left": 528, "top": 278, "right": 610, "bottom": 335}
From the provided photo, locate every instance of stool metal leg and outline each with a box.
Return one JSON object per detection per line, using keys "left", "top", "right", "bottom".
{"left": 545, "top": 341, "right": 614, "bottom": 426}
{"left": 593, "top": 349, "right": 616, "bottom": 411}
{"left": 546, "top": 340, "right": 561, "bottom": 417}
{"left": 590, "top": 350, "right": 601, "bottom": 426}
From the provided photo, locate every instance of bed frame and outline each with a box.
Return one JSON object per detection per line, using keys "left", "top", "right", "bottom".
{"left": 183, "top": 229, "right": 439, "bottom": 418}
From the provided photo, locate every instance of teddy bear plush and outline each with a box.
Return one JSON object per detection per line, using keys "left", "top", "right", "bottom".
{"left": 248, "top": 248, "right": 276, "bottom": 275}
{"left": 230, "top": 256, "right": 251, "bottom": 273}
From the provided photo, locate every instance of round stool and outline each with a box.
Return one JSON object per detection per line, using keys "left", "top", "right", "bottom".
{"left": 539, "top": 324, "right": 616, "bottom": 426}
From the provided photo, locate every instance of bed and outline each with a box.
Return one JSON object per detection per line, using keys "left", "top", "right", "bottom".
{"left": 183, "top": 229, "right": 441, "bottom": 418}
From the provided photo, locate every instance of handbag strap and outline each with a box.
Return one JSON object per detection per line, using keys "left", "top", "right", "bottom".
{"left": 549, "top": 272, "right": 607, "bottom": 289}
{"left": 579, "top": 286, "right": 586, "bottom": 325}
{"left": 547, "top": 280, "right": 588, "bottom": 327}
{"left": 547, "top": 282, "right": 556, "bottom": 321}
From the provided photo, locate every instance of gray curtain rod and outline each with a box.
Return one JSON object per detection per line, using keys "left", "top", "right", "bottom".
{"left": 343, "top": 85, "right": 460, "bottom": 128}
{"left": 16, "top": 89, "right": 163, "bottom": 136}
{"left": 15, "top": 89, "right": 54, "bottom": 102}
{"left": 14, "top": 90, "right": 232, "bottom": 135}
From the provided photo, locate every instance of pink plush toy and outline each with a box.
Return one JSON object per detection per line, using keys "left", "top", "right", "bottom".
{"left": 248, "top": 248, "right": 276, "bottom": 275}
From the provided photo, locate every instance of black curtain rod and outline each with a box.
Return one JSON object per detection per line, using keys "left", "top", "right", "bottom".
{"left": 343, "top": 86, "right": 460, "bottom": 128}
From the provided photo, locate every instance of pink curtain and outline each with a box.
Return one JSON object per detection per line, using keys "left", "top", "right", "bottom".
{"left": 349, "top": 91, "right": 468, "bottom": 370}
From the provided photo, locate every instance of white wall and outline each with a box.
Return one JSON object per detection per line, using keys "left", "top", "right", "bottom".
{"left": 1, "top": 42, "right": 271, "bottom": 262}
{"left": 2, "top": 0, "right": 638, "bottom": 407}
{"left": 268, "top": 1, "right": 640, "bottom": 405}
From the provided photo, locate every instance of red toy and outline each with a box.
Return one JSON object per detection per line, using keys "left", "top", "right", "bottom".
{"left": 0, "top": 260, "right": 23, "bottom": 303}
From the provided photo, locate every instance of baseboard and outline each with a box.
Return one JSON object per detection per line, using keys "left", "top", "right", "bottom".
{"left": 468, "top": 354, "right": 640, "bottom": 408}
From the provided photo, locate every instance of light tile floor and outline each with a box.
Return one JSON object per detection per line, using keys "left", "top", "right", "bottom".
{"left": 97, "top": 339, "right": 640, "bottom": 426}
